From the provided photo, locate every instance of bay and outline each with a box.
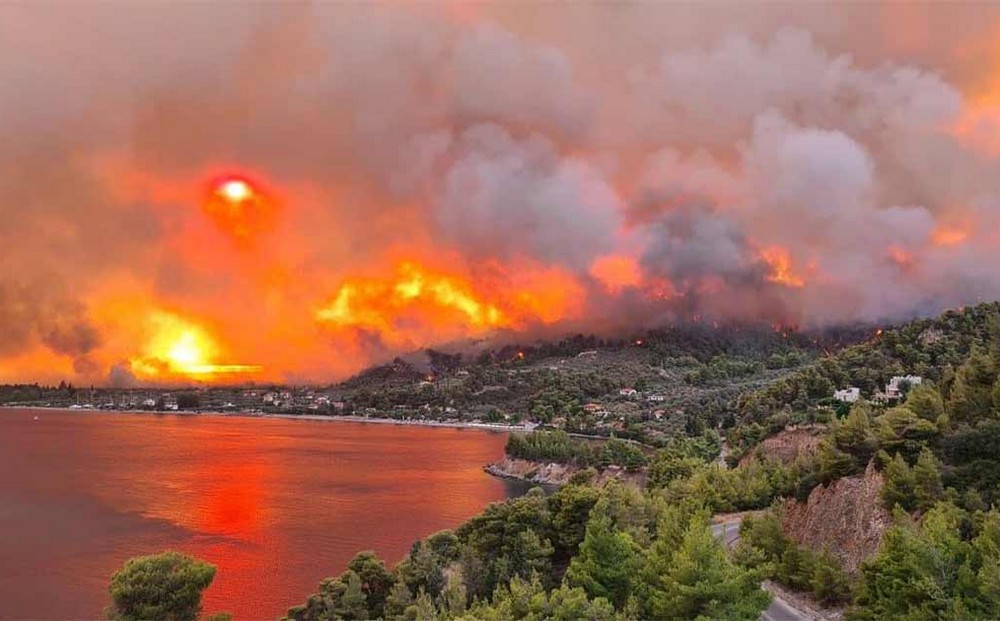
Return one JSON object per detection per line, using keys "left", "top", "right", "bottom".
{"left": 0, "top": 409, "right": 529, "bottom": 620}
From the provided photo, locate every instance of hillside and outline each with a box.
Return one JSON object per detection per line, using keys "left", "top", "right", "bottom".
{"left": 331, "top": 323, "right": 871, "bottom": 446}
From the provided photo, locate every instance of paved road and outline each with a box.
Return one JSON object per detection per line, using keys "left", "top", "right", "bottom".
{"left": 710, "top": 520, "right": 810, "bottom": 621}
{"left": 760, "top": 595, "right": 810, "bottom": 621}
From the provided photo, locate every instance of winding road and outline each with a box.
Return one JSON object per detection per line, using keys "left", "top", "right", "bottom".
{"left": 710, "top": 519, "right": 811, "bottom": 621}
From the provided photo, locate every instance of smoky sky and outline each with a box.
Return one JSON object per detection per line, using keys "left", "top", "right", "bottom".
{"left": 2, "top": 3, "right": 1000, "bottom": 382}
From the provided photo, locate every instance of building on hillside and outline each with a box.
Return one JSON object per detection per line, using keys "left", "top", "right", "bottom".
{"left": 619, "top": 388, "right": 638, "bottom": 398}
{"left": 576, "top": 350, "right": 598, "bottom": 359}
{"left": 886, "top": 375, "right": 923, "bottom": 400}
{"left": 647, "top": 394, "right": 667, "bottom": 402}
{"left": 833, "top": 387, "right": 861, "bottom": 403}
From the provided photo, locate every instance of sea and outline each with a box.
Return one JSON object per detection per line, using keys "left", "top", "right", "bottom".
{"left": 0, "top": 408, "right": 531, "bottom": 620}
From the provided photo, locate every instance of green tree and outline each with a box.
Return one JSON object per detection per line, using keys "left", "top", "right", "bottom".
{"left": 912, "top": 448, "right": 944, "bottom": 511}
{"left": 347, "top": 551, "right": 394, "bottom": 618}
{"left": 810, "top": 551, "right": 852, "bottom": 605}
{"left": 881, "top": 453, "right": 917, "bottom": 511}
{"left": 948, "top": 349, "right": 996, "bottom": 422}
{"left": 851, "top": 503, "right": 993, "bottom": 620}
{"left": 834, "top": 403, "right": 879, "bottom": 465}
{"left": 107, "top": 551, "right": 216, "bottom": 621}
{"left": 877, "top": 407, "right": 938, "bottom": 462}
{"left": 974, "top": 510, "right": 1000, "bottom": 611}
{"left": 644, "top": 508, "right": 771, "bottom": 620}
{"left": 565, "top": 504, "right": 641, "bottom": 608}
{"left": 385, "top": 581, "right": 415, "bottom": 621}
{"left": 905, "top": 384, "right": 945, "bottom": 423}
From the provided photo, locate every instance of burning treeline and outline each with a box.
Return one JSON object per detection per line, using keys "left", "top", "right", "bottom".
{"left": 2, "top": 3, "right": 1000, "bottom": 384}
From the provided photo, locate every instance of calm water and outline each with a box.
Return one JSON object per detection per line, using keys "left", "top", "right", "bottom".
{"left": 0, "top": 409, "right": 529, "bottom": 620}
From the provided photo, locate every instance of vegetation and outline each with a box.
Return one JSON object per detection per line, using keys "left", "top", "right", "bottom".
{"left": 106, "top": 551, "right": 221, "bottom": 621}
{"left": 280, "top": 482, "right": 770, "bottom": 621}
{"left": 735, "top": 512, "right": 852, "bottom": 606}
{"left": 505, "top": 431, "right": 649, "bottom": 471}
{"left": 850, "top": 504, "right": 1000, "bottom": 620}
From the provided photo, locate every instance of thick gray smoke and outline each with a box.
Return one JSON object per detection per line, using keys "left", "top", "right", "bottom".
{"left": 2, "top": 3, "right": 1000, "bottom": 381}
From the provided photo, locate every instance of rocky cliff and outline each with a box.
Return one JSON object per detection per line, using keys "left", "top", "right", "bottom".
{"left": 781, "top": 461, "right": 891, "bottom": 574}
{"left": 484, "top": 457, "right": 645, "bottom": 487}
{"left": 741, "top": 425, "right": 826, "bottom": 467}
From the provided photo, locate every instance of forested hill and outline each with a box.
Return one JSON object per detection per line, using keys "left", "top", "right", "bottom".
{"left": 332, "top": 322, "right": 872, "bottom": 446}
{"left": 736, "top": 302, "right": 1000, "bottom": 430}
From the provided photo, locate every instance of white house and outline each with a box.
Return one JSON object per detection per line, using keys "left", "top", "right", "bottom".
{"left": 886, "top": 375, "right": 922, "bottom": 399}
{"left": 647, "top": 395, "right": 667, "bottom": 402}
{"left": 833, "top": 387, "right": 861, "bottom": 403}
{"left": 619, "top": 388, "right": 638, "bottom": 398}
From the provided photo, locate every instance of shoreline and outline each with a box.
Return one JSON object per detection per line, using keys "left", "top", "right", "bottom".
{"left": 0, "top": 404, "right": 534, "bottom": 433}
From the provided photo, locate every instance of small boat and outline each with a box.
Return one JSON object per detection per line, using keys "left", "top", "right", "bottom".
{"left": 33, "top": 416, "right": 39, "bottom": 421}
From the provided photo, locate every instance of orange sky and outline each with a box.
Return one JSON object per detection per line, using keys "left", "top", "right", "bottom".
{"left": 3, "top": 3, "right": 1000, "bottom": 385}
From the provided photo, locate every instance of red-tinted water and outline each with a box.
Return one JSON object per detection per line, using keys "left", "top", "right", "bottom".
{"left": 0, "top": 409, "right": 527, "bottom": 620}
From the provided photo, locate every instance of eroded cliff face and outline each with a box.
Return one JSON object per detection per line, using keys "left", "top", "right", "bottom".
{"left": 484, "top": 457, "right": 645, "bottom": 487}
{"left": 781, "top": 462, "right": 891, "bottom": 574}
{"left": 740, "top": 425, "right": 826, "bottom": 467}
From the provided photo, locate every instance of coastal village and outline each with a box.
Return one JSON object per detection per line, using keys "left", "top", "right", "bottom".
{"left": 0, "top": 323, "right": 900, "bottom": 443}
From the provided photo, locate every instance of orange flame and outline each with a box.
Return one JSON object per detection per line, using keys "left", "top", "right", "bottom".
{"left": 316, "top": 262, "right": 507, "bottom": 334}
{"left": 932, "top": 224, "right": 970, "bottom": 247}
{"left": 887, "top": 246, "right": 915, "bottom": 271}
{"left": 315, "top": 260, "right": 585, "bottom": 348}
{"left": 134, "top": 312, "right": 261, "bottom": 379}
{"left": 760, "top": 246, "right": 806, "bottom": 288}
{"left": 590, "top": 254, "right": 643, "bottom": 293}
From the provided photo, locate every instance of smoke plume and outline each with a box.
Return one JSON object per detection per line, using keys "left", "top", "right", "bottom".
{"left": 2, "top": 3, "right": 1000, "bottom": 383}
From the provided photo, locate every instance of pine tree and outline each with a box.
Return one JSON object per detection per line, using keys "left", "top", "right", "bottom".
{"left": 565, "top": 503, "right": 640, "bottom": 608}
{"left": 384, "top": 581, "right": 414, "bottom": 621}
{"left": 948, "top": 348, "right": 997, "bottom": 422}
{"left": 436, "top": 574, "right": 466, "bottom": 618}
{"left": 905, "top": 384, "right": 945, "bottom": 422}
{"left": 912, "top": 448, "right": 944, "bottom": 511}
{"left": 881, "top": 453, "right": 916, "bottom": 511}
{"left": 645, "top": 510, "right": 771, "bottom": 620}
{"left": 974, "top": 509, "right": 1000, "bottom": 615}
{"left": 409, "top": 588, "right": 438, "bottom": 621}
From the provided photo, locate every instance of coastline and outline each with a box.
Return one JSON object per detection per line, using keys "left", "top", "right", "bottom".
{"left": 484, "top": 456, "right": 647, "bottom": 487}
{"left": 0, "top": 404, "right": 534, "bottom": 433}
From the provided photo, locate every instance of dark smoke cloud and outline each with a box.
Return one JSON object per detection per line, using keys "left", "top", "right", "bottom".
{"left": 0, "top": 279, "right": 101, "bottom": 366}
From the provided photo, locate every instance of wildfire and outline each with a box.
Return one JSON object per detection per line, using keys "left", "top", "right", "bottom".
{"left": 316, "top": 262, "right": 509, "bottom": 338}
{"left": 590, "top": 255, "right": 643, "bottom": 293}
{"left": 315, "top": 260, "right": 586, "bottom": 348}
{"left": 760, "top": 246, "right": 806, "bottom": 288}
{"left": 931, "top": 224, "right": 970, "bottom": 247}
{"left": 887, "top": 246, "right": 915, "bottom": 271}
{"left": 134, "top": 312, "right": 261, "bottom": 378}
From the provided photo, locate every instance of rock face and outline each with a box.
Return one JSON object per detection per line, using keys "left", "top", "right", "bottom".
{"left": 781, "top": 462, "right": 891, "bottom": 574}
{"left": 484, "top": 457, "right": 645, "bottom": 487}
{"left": 741, "top": 425, "right": 826, "bottom": 467}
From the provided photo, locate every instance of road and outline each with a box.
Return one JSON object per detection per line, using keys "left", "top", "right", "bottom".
{"left": 710, "top": 519, "right": 811, "bottom": 621}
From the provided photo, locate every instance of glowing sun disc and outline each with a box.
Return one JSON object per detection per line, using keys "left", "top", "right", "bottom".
{"left": 218, "top": 179, "right": 252, "bottom": 202}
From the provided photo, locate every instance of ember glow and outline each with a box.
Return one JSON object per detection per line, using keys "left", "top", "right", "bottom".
{"left": 5, "top": 4, "right": 1000, "bottom": 384}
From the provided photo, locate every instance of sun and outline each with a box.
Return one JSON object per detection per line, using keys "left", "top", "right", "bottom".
{"left": 217, "top": 179, "right": 253, "bottom": 202}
